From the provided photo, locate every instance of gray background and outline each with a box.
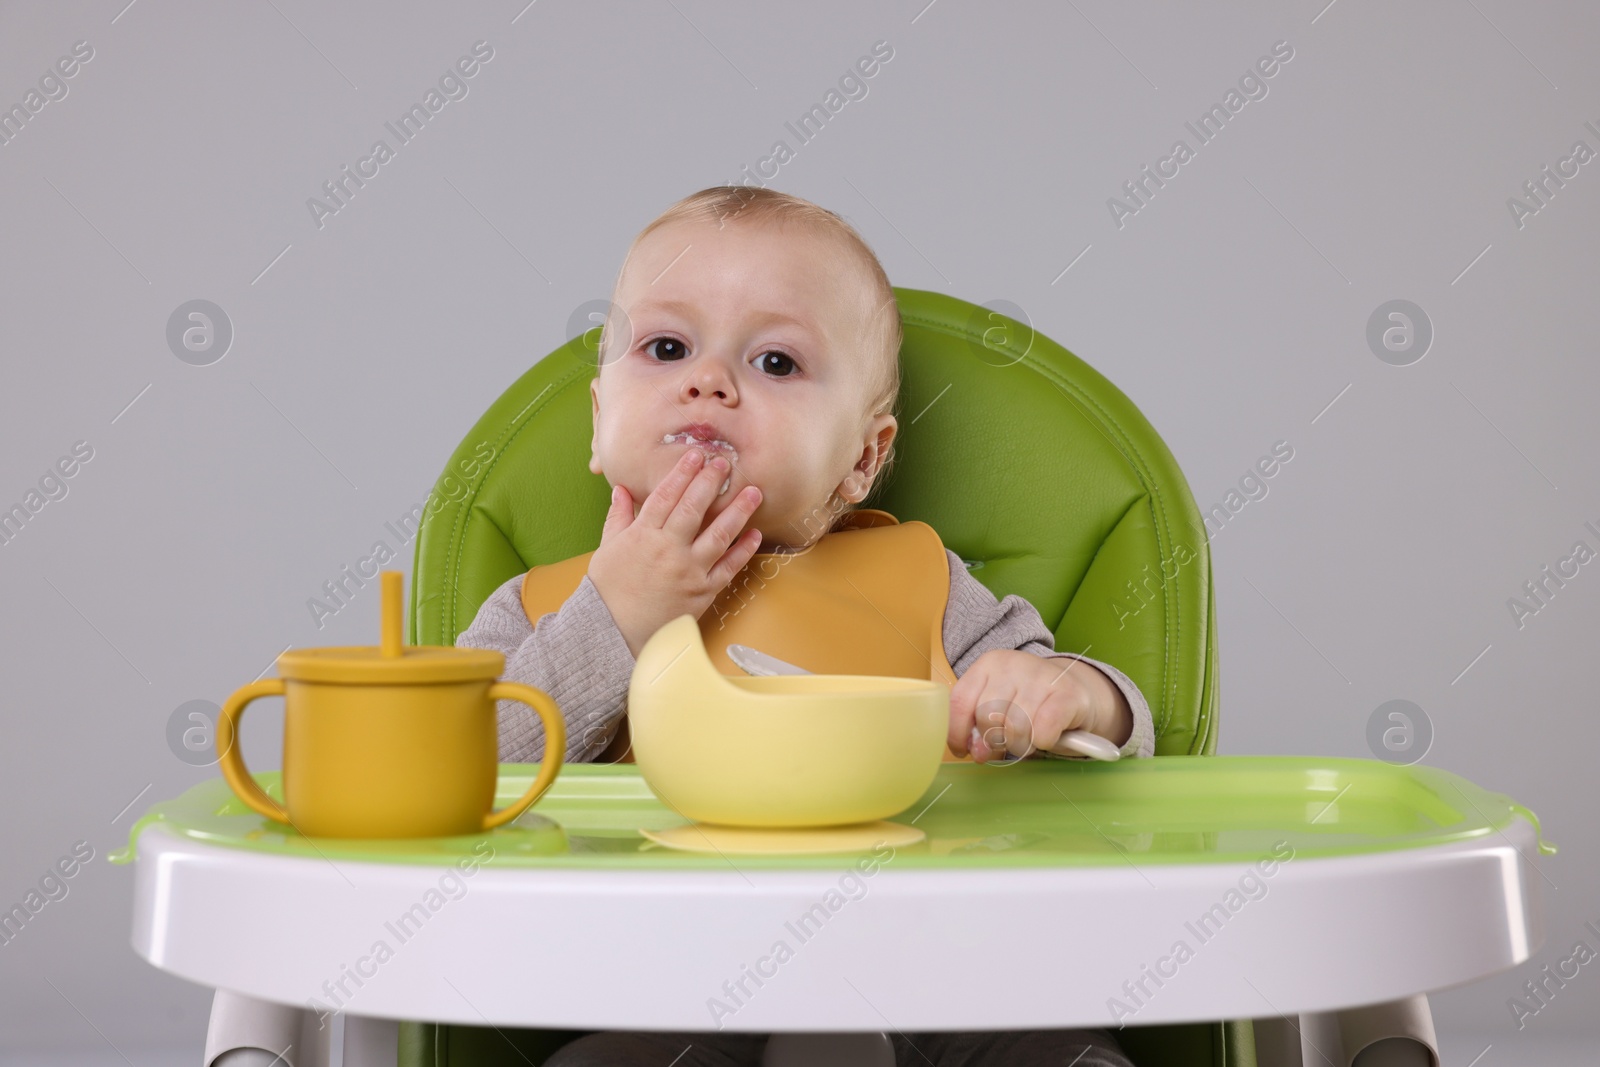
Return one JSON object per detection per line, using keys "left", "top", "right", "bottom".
{"left": 2, "top": 0, "right": 1596, "bottom": 1063}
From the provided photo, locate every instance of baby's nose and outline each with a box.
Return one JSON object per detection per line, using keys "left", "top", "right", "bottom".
{"left": 681, "top": 362, "right": 736, "bottom": 400}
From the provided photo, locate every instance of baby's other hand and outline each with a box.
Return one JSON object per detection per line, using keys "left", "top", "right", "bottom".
{"left": 947, "top": 650, "right": 1129, "bottom": 761}
{"left": 588, "top": 448, "right": 763, "bottom": 657}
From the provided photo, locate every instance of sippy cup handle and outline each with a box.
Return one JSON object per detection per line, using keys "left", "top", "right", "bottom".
{"left": 481, "top": 681, "right": 568, "bottom": 830}
{"left": 216, "top": 679, "right": 293, "bottom": 825}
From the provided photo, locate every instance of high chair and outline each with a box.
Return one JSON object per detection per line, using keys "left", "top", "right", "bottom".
{"left": 140, "top": 289, "right": 1549, "bottom": 1067}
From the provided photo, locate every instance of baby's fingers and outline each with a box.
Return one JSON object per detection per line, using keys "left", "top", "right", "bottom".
{"left": 697, "top": 484, "right": 762, "bottom": 557}
{"left": 637, "top": 449, "right": 706, "bottom": 528}
{"left": 706, "top": 527, "right": 763, "bottom": 591}
{"left": 948, "top": 652, "right": 1030, "bottom": 761}
{"left": 664, "top": 455, "right": 732, "bottom": 541}
{"left": 947, "top": 660, "right": 989, "bottom": 754}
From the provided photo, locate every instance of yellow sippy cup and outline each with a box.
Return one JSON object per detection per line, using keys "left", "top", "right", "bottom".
{"left": 215, "top": 571, "right": 566, "bottom": 838}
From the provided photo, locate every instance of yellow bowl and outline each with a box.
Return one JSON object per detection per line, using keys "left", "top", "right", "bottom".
{"left": 627, "top": 615, "right": 949, "bottom": 827}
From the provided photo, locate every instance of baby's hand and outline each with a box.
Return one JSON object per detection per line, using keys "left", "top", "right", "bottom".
{"left": 588, "top": 449, "right": 764, "bottom": 657}
{"left": 947, "top": 649, "right": 1130, "bottom": 761}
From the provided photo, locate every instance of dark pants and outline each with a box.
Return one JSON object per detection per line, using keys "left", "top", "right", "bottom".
{"left": 543, "top": 1026, "right": 1134, "bottom": 1066}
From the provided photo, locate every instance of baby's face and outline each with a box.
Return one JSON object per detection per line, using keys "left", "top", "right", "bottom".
{"left": 589, "top": 218, "right": 895, "bottom": 552}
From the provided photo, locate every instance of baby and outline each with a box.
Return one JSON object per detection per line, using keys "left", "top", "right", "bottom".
{"left": 458, "top": 185, "right": 1153, "bottom": 1067}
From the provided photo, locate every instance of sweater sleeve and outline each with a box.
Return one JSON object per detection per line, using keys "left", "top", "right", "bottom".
{"left": 941, "top": 549, "right": 1156, "bottom": 760}
{"left": 454, "top": 572, "right": 637, "bottom": 764}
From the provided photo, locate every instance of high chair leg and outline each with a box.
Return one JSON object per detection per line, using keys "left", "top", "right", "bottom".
{"left": 1255, "top": 995, "right": 1439, "bottom": 1067}
{"left": 203, "top": 988, "right": 332, "bottom": 1067}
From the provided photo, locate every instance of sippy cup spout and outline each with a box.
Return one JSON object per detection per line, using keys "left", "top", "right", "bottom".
{"left": 380, "top": 570, "right": 404, "bottom": 657}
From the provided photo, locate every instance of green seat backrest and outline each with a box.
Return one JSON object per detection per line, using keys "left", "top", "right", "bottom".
{"left": 412, "top": 287, "right": 1218, "bottom": 755}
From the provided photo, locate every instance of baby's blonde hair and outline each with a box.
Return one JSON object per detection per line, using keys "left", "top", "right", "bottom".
{"left": 602, "top": 186, "right": 902, "bottom": 521}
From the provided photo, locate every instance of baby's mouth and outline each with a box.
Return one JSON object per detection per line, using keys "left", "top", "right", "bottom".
{"left": 661, "top": 432, "right": 740, "bottom": 495}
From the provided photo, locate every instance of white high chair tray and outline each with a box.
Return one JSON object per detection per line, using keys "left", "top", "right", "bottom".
{"left": 121, "top": 760, "right": 1552, "bottom": 1032}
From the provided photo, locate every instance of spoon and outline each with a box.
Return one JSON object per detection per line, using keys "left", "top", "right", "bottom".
{"left": 725, "top": 644, "right": 1120, "bottom": 762}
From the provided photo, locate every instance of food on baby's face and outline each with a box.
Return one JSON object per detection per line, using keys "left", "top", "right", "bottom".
{"left": 661, "top": 431, "right": 739, "bottom": 494}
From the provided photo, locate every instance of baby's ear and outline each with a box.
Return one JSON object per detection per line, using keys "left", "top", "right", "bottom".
{"left": 838, "top": 451, "right": 877, "bottom": 503}
{"left": 861, "top": 415, "right": 896, "bottom": 480}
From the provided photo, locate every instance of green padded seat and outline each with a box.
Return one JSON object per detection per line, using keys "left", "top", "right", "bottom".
{"left": 405, "top": 288, "right": 1240, "bottom": 1066}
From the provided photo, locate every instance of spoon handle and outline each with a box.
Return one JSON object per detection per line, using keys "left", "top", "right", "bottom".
{"left": 1040, "top": 729, "right": 1122, "bottom": 762}
{"left": 970, "top": 725, "right": 1120, "bottom": 762}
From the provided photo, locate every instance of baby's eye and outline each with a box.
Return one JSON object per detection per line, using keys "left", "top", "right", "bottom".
{"left": 643, "top": 337, "right": 688, "bottom": 362}
{"left": 755, "top": 350, "right": 797, "bottom": 377}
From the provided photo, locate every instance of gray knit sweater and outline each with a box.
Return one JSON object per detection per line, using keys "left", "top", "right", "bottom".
{"left": 458, "top": 548, "right": 1155, "bottom": 765}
